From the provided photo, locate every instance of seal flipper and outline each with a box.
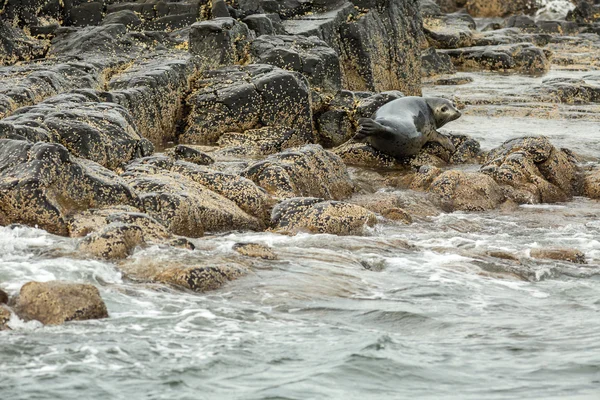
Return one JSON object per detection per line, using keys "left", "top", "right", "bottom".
{"left": 354, "top": 118, "right": 395, "bottom": 141}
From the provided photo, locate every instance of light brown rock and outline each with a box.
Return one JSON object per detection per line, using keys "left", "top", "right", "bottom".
{"left": 233, "top": 243, "right": 278, "bottom": 260}
{"left": 530, "top": 248, "right": 586, "bottom": 264}
{"left": 15, "top": 281, "right": 108, "bottom": 325}
{"left": 429, "top": 170, "right": 505, "bottom": 212}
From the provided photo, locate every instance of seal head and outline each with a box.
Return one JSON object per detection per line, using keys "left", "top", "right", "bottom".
{"left": 425, "top": 98, "right": 461, "bottom": 128}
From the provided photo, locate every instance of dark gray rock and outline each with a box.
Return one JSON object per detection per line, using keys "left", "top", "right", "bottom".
{"left": 250, "top": 35, "right": 342, "bottom": 95}
{"left": 0, "top": 92, "right": 152, "bottom": 170}
{"left": 102, "top": 10, "right": 142, "bottom": 28}
{"left": 188, "top": 18, "right": 251, "bottom": 70}
{"left": 422, "top": 47, "right": 456, "bottom": 77}
{"left": 181, "top": 64, "right": 312, "bottom": 146}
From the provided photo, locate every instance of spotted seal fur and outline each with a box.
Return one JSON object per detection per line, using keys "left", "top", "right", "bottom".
{"left": 354, "top": 96, "right": 461, "bottom": 158}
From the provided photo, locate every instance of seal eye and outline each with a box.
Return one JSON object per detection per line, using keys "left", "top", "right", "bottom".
{"left": 441, "top": 106, "right": 448, "bottom": 112}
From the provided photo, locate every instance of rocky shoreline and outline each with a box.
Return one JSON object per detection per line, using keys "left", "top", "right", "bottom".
{"left": 1, "top": 0, "right": 599, "bottom": 329}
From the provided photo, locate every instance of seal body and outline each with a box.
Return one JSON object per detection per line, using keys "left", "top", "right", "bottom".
{"left": 354, "top": 96, "right": 461, "bottom": 158}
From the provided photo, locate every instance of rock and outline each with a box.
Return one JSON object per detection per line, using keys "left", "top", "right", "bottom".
{"left": 78, "top": 223, "right": 145, "bottom": 260}
{"left": 15, "top": 281, "right": 108, "bottom": 325}
{"left": 0, "top": 62, "right": 103, "bottom": 119}
{"left": 465, "top": 0, "right": 538, "bottom": 17}
{"left": 242, "top": 144, "right": 355, "bottom": 200}
{"left": 122, "top": 156, "right": 263, "bottom": 236}
{"left": 0, "top": 139, "right": 140, "bottom": 236}
{"left": 69, "top": 206, "right": 172, "bottom": 240}
{"left": 49, "top": 24, "right": 136, "bottom": 59}
{"left": 107, "top": 55, "right": 201, "bottom": 143}
{"left": 0, "top": 305, "right": 10, "bottom": 330}
{"left": 333, "top": 142, "right": 397, "bottom": 168}
{"left": 481, "top": 137, "right": 582, "bottom": 204}
{"left": 536, "top": 77, "right": 600, "bottom": 104}
{"left": 429, "top": 170, "right": 505, "bottom": 212}
{"left": 102, "top": 10, "right": 142, "bottom": 28}
{"left": 120, "top": 258, "right": 247, "bottom": 292}
{"left": 233, "top": 242, "right": 277, "bottom": 260}
{"left": 422, "top": 47, "right": 456, "bottom": 77}
{"left": 420, "top": 0, "right": 442, "bottom": 16}
{"left": 172, "top": 160, "right": 272, "bottom": 222}
{"left": 583, "top": 167, "right": 600, "bottom": 199}
{"left": 243, "top": 13, "right": 285, "bottom": 35}
{"left": 188, "top": 18, "right": 251, "bottom": 70}
{"left": 168, "top": 145, "right": 215, "bottom": 165}
{"left": 0, "top": 20, "right": 47, "bottom": 66}
{"left": 217, "top": 126, "right": 303, "bottom": 156}
{"left": 567, "top": 1, "right": 600, "bottom": 24}
{"left": 0, "top": 288, "right": 8, "bottom": 304}
{"left": 440, "top": 43, "right": 550, "bottom": 75}
{"left": 424, "top": 14, "right": 475, "bottom": 49}
{"left": 69, "top": 2, "right": 104, "bottom": 27}
{"left": 271, "top": 197, "right": 377, "bottom": 235}
{"left": 351, "top": 193, "right": 413, "bottom": 224}
{"left": 181, "top": 64, "right": 312, "bottom": 145}
{"left": 282, "top": 0, "right": 423, "bottom": 95}
{"left": 0, "top": 93, "right": 153, "bottom": 170}
{"left": 250, "top": 35, "right": 342, "bottom": 95}
{"left": 530, "top": 248, "right": 586, "bottom": 264}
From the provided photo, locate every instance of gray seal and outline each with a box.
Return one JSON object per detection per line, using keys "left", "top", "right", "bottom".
{"left": 354, "top": 96, "right": 461, "bottom": 158}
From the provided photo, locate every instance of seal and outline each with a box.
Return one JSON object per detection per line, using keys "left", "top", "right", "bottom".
{"left": 354, "top": 96, "right": 461, "bottom": 158}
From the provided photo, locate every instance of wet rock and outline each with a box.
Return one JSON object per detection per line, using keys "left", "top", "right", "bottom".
{"left": 422, "top": 47, "right": 456, "bottom": 77}
{"left": 420, "top": 0, "right": 442, "bottom": 16}
{"left": 536, "top": 77, "right": 600, "bottom": 104}
{"left": 530, "top": 248, "right": 586, "bottom": 264}
{"left": 350, "top": 193, "right": 413, "bottom": 224}
{"left": 107, "top": 55, "right": 201, "bottom": 143}
{"left": 283, "top": 0, "right": 423, "bottom": 95}
{"left": 243, "top": 13, "right": 285, "bottom": 35}
{"left": 102, "top": 10, "right": 142, "bottom": 28}
{"left": 168, "top": 145, "right": 214, "bottom": 165}
{"left": 583, "top": 167, "right": 600, "bottom": 199}
{"left": 242, "top": 145, "right": 354, "bottom": 200}
{"left": 216, "top": 126, "right": 299, "bottom": 156}
{"left": 0, "top": 62, "right": 102, "bottom": 119}
{"left": 333, "top": 142, "right": 397, "bottom": 168}
{"left": 233, "top": 242, "right": 278, "bottom": 260}
{"left": 0, "top": 305, "right": 10, "bottom": 330}
{"left": 0, "top": 93, "right": 152, "bottom": 169}
{"left": 250, "top": 35, "right": 342, "bottom": 95}
{"left": 271, "top": 197, "right": 377, "bottom": 235}
{"left": 172, "top": 160, "right": 271, "bottom": 222}
{"left": 122, "top": 157, "right": 263, "bottom": 236}
{"left": 486, "top": 250, "right": 520, "bottom": 262}
{"left": 428, "top": 76, "right": 474, "bottom": 85}
{"left": 0, "top": 20, "right": 48, "bottom": 66}
{"left": 49, "top": 24, "right": 136, "bottom": 59}
{"left": 15, "top": 281, "right": 108, "bottom": 325}
{"left": 567, "top": 1, "right": 600, "bottom": 24}
{"left": 424, "top": 14, "right": 475, "bottom": 49}
{"left": 189, "top": 18, "right": 250, "bottom": 70}
{"left": 69, "top": 2, "right": 104, "bottom": 27}
{"left": 429, "top": 170, "right": 505, "bottom": 212}
{"left": 465, "top": 0, "right": 538, "bottom": 17}
{"left": 481, "top": 137, "right": 582, "bottom": 204}
{"left": 69, "top": 206, "right": 171, "bottom": 240}
{"left": 410, "top": 165, "right": 443, "bottom": 190}
{"left": 0, "top": 288, "right": 8, "bottom": 304}
{"left": 78, "top": 223, "right": 146, "bottom": 260}
{"left": 440, "top": 43, "right": 550, "bottom": 75}
{"left": 0, "top": 139, "right": 140, "bottom": 236}
{"left": 181, "top": 64, "right": 312, "bottom": 145}
{"left": 121, "top": 259, "right": 247, "bottom": 292}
